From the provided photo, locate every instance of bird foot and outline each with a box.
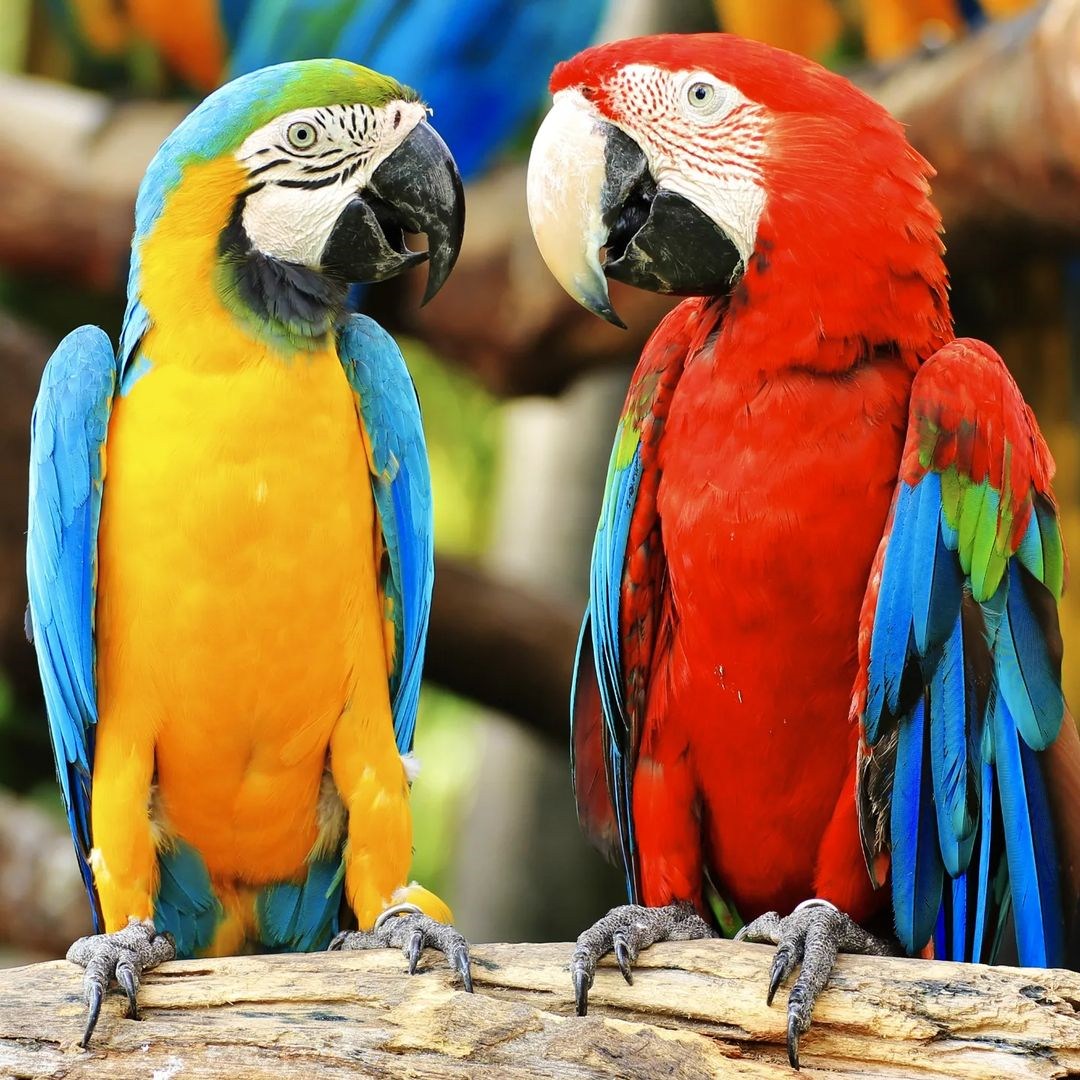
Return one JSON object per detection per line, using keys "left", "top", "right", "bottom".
{"left": 66, "top": 917, "right": 176, "bottom": 1048}
{"left": 571, "top": 901, "right": 715, "bottom": 1017}
{"left": 735, "top": 899, "right": 893, "bottom": 1069}
{"left": 328, "top": 903, "right": 473, "bottom": 992}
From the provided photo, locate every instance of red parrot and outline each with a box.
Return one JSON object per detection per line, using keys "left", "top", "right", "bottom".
{"left": 526, "top": 33, "right": 1080, "bottom": 1067}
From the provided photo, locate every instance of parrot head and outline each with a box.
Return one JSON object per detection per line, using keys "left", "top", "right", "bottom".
{"left": 527, "top": 35, "right": 946, "bottom": 336}
{"left": 129, "top": 59, "right": 464, "bottom": 353}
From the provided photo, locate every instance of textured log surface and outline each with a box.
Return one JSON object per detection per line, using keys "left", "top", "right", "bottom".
{"left": 1, "top": 940, "right": 1079, "bottom": 1078}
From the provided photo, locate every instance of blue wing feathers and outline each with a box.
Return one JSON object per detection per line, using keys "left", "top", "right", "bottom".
{"left": 929, "top": 612, "right": 975, "bottom": 875}
{"left": 971, "top": 760, "right": 995, "bottom": 963}
{"left": 584, "top": 438, "right": 643, "bottom": 898}
{"left": 154, "top": 840, "right": 224, "bottom": 958}
{"left": 336, "top": 315, "right": 433, "bottom": 756}
{"left": 992, "top": 693, "right": 1064, "bottom": 967}
{"left": 995, "top": 563, "right": 1064, "bottom": 751}
{"left": 890, "top": 697, "right": 945, "bottom": 953}
{"left": 867, "top": 481, "right": 918, "bottom": 734}
{"left": 27, "top": 325, "right": 117, "bottom": 929}
{"left": 867, "top": 442, "right": 1065, "bottom": 964}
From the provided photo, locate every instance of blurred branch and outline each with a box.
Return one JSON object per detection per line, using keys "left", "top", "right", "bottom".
{"left": 0, "top": 74, "right": 187, "bottom": 290}
{"left": 867, "top": 0, "right": 1080, "bottom": 250}
{"left": 4, "top": 1, "right": 1080, "bottom": 395}
{"left": 429, "top": 555, "right": 580, "bottom": 743}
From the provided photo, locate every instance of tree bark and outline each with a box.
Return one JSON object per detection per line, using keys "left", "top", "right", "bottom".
{"left": 868, "top": 0, "right": 1080, "bottom": 248}
{"left": 2, "top": 941, "right": 1079, "bottom": 1077}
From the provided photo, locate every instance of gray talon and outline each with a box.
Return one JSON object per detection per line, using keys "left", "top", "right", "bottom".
{"left": 574, "top": 967, "right": 591, "bottom": 1015}
{"left": 571, "top": 902, "right": 715, "bottom": 1016}
{"left": 407, "top": 928, "right": 424, "bottom": 974}
{"left": 738, "top": 901, "right": 893, "bottom": 1070}
{"left": 66, "top": 918, "right": 175, "bottom": 1047}
{"left": 613, "top": 934, "right": 634, "bottom": 984}
{"left": 331, "top": 913, "right": 472, "bottom": 991}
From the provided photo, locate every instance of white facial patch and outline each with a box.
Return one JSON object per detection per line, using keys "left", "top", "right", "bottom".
{"left": 606, "top": 64, "right": 770, "bottom": 266}
{"left": 235, "top": 100, "right": 428, "bottom": 268}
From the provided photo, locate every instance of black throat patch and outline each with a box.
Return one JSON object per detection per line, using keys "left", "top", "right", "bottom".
{"left": 216, "top": 186, "right": 348, "bottom": 350}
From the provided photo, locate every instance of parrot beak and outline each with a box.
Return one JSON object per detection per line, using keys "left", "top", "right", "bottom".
{"left": 321, "top": 119, "right": 465, "bottom": 304}
{"left": 527, "top": 92, "right": 742, "bottom": 327}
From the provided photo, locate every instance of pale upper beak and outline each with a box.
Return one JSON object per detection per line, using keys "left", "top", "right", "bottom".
{"left": 527, "top": 90, "right": 743, "bottom": 328}
{"left": 526, "top": 92, "right": 636, "bottom": 328}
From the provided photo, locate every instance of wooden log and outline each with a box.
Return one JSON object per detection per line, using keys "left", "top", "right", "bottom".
{"left": 1, "top": 940, "right": 1079, "bottom": 1077}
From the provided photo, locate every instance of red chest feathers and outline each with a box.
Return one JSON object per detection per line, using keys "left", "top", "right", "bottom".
{"left": 657, "top": 351, "right": 912, "bottom": 678}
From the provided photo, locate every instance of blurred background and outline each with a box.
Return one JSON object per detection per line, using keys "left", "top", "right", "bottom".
{"left": 0, "top": 0, "right": 1078, "bottom": 966}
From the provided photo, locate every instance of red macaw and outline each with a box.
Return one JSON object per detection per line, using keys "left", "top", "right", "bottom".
{"left": 527, "top": 33, "right": 1080, "bottom": 1067}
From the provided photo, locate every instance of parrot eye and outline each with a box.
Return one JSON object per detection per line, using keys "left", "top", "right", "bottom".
{"left": 689, "top": 83, "right": 714, "bottom": 106}
{"left": 681, "top": 74, "right": 730, "bottom": 120}
{"left": 286, "top": 121, "right": 318, "bottom": 151}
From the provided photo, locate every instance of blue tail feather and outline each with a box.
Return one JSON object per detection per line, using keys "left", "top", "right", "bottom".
{"left": 991, "top": 692, "right": 1064, "bottom": 967}
{"left": 154, "top": 841, "right": 223, "bottom": 959}
{"left": 256, "top": 857, "right": 343, "bottom": 953}
{"left": 929, "top": 613, "right": 977, "bottom": 877}
{"left": 891, "top": 697, "right": 945, "bottom": 953}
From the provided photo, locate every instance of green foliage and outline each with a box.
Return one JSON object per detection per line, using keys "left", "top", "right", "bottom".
{"left": 401, "top": 337, "right": 499, "bottom": 555}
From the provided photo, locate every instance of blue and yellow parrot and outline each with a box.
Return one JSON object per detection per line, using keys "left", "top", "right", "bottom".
{"left": 26, "top": 58, "right": 467, "bottom": 1046}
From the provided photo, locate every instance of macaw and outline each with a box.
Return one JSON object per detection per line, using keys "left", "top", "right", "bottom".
{"left": 527, "top": 34, "right": 1080, "bottom": 1067}
{"left": 27, "top": 58, "right": 468, "bottom": 1047}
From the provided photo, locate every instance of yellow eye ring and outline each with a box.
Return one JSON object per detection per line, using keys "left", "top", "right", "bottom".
{"left": 286, "top": 121, "right": 317, "bottom": 150}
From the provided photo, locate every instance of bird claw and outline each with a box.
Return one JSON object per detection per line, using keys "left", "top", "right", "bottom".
{"left": 329, "top": 910, "right": 473, "bottom": 993}
{"left": 65, "top": 918, "right": 175, "bottom": 1047}
{"left": 736, "top": 899, "right": 893, "bottom": 1070}
{"left": 570, "top": 902, "right": 714, "bottom": 1017}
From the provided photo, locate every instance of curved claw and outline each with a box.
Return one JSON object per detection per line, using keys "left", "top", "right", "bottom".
{"left": 573, "top": 965, "right": 592, "bottom": 1017}
{"left": 116, "top": 961, "right": 140, "bottom": 1020}
{"left": 407, "top": 929, "right": 424, "bottom": 975}
{"left": 67, "top": 919, "right": 174, "bottom": 1047}
{"left": 80, "top": 981, "right": 104, "bottom": 1049}
{"left": 787, "top": 1012, "right": 802, "bottom": 1070}
{"left": 333, "top": 914, "right": 472, "bottom": 991}
{"left": 748, "top": 900, "right": 893, "bottom": 1072}
{"left": 612, "top": 935, "right": 634, "bottom": 985}
{"left": 570, "top": 902, "right": 715, "bottom": 1019}
{"left": 454, "top": 948, "right": 474, "bottom": 994}
{"left": 767, "top": 944, "right": 795, "bottom": 1006}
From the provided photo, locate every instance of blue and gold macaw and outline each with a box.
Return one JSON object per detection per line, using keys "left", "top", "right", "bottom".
{"left": 27, "top": 58, "right": 468, "bottom": 1047}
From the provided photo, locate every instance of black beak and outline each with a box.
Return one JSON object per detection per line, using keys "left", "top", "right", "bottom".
{"left": 599, "top": 126, "right": 742, "bottom": 300}
{"left": 527, "top": 99, "right": 743, "bottom": 327}
{"left": 321, "top": 119, "right": 465, "bottom": 304}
